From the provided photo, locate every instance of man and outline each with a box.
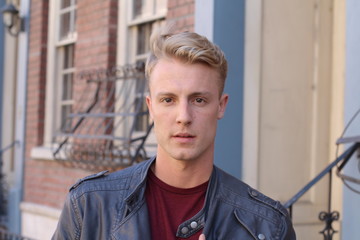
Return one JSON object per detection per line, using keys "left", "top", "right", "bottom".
{"left": 52, "top": 29, "right": 296, "bottom": 240}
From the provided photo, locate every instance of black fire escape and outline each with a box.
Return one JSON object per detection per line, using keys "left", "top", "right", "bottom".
{"left": 52, "top": 63, "right": 153, "bottom": 171}
{"left": 1, "top": 141, "right": 34, "bottom": 239}
{"left": 284, "top": 108, "right": 360, "bottom": 240}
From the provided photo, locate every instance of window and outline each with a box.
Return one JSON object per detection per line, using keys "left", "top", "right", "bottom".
{"left": 133, "top": 23, "right": 152, "bottom": 132}
{"left": 131, "top": 0, "right": 167, "bottom": 21}
{"left": 119, "top": 0, "right": 167, "bottom": 133}
{"left": 43, "top": 0, "right": 77, "bottom": 145}
{"left": 59, "top": 44, "right": 75, "bottom": 133}
{"left": 59, "top": 0, "right": 77, "bottom": 41}
{"left": 57, "top": 0, "right": 77, "bottom": 134}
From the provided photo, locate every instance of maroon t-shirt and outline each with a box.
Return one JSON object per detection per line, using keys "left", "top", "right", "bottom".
{"left": 145, "top": 170, "right": 208, "bottom": 240}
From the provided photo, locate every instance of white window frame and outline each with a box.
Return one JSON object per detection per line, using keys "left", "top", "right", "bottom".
{"left": 117, "top": 0, "right": 167, "bottom": 152}
{"left": 58, "top": 0, "right": 77, "bottom": 43}
{"left": 37, "top": 0, "right": 77, "bottom": 157}
{"left": 57, "top": 44, "right": 75, "bottom": 133}
{"left": 128, "top": 0, "right": 167, "bottom": 25}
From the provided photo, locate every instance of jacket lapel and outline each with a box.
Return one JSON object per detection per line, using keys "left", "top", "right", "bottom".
{"left": 112, "top": 200, "right": 151, "bottom": 240}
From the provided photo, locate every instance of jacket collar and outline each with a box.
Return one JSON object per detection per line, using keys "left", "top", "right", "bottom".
{"left": 175, "top": 166, "right": 218, "bottom": 238}
{"left": 121, "top": 159, "right": 289, "bottom": 240}
{"left": 124, "top": 157, "right": 155, "bottom": 213}
{"left": 123, "top": 157, "right": 218, "bottom": 236}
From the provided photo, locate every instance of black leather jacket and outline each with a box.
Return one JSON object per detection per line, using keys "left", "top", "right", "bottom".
{"left": 52, "top": 157, "right": 296, "bottom": 240}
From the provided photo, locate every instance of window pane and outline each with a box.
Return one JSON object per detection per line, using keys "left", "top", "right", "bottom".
{"left": 60, "top": 12, "right": 71, "bottom": 39}
{"left": 61, "top": 105, "right": 73, "bottom": 133}
{"left": 59, "top": 0, "right": 76, "bottom": 40}
{"left": 64, "top": 45, "right": 75, "bottom": 68}
{"left": 62, "top": 73, "right": 73, "bottom": 100}
{"left": 73, "top": 11, "right": 77, "bottom": 33}
{"left": 61, "top": 0, "right": 71, "bottom": 9}
{"left": 60, "top": 44, "right": 75, "bottom": 133}
{"left": 133, "top": 0, "right": 143, "bottom": 19}
{"left": 137, "top": 23, "right": 151, "bottom": 55}
{"left": 134, "top": 98, "right": 149, "bottom": 132}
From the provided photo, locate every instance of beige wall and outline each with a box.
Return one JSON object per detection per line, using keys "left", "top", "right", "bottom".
{"left": 243, "top": 0, "right": 345, "bottom": 239}
{"left": 21, "top": 203, "right": 60, "bottom": 240}
{"left": 1, "top": 27, "right": 18, "bottom": 186}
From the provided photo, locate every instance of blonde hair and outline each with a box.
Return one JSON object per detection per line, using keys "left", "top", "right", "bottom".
{"left": 145, "top": 28, "right": 228, "bottom": 94}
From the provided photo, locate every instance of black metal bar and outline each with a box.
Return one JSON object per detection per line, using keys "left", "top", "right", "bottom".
{"left": 336, "top": 135, "right": 360, "bottom": 144}
{"left": 283, "top": 142, "right": 360, "bottom": 209}
{"left": 53, "top": 133, "right": 129, "bottom": 141}
{"left": 0, "top": 140, "right": 19, "bottom": 223}
{"left": 318, "top": 211, "right": 340, "bottom": 240}
{"left": 328, "top": 170, "right": 332, "bottom": 213}
{"left": 337, "top": 143, "right": 359, "bottom": 172}
{"left": 131, "top": 122, "right": 154, "bottom": 163}
{"left": 53, "top": 82, "right": 101, "bottom": 157}
{"left": 0, "top": 141, "right": 19, "bottom": 155}
{"left": 68, "top": 112, "right": 149, "bottom": 118}
{"left": 0, "top": 228, "right": 35, "bottom": 240}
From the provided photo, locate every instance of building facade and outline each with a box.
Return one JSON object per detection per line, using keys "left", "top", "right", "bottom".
{"left": 0, "top": 0, "right": 29, "bottom": 236}
{"left": 21, "top": 0, "right": 197, "bottom": 239}
{"left": 1, "top": 0, "right": 359, "bottom": 239}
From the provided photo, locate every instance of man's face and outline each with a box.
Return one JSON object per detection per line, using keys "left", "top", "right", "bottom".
{"left": 146, "top": 58, "right": 228, "bottom": 162}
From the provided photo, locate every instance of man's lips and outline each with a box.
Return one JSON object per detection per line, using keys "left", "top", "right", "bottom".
{"left": 173, "top": 133, "right": 195, "bottom": 138}
{"left": 172, "top": 133, "right": 196, "bottom": 142}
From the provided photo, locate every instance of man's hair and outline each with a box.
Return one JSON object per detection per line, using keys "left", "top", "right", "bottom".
{"left": 145, "top": 27, "right": 228, "bottom": 94}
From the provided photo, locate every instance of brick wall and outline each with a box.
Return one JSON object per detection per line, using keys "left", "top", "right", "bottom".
{"left": 24, "top": 0, "right": 118, "bottom": 210}
{"left": 24, "top": 0, "right": 193, "bottom": 210}
{"left": 76, "top": 0, "right": 118, "bottom": 72}
{"left": 26, "top": 0, "right": 48, "bottom": 152}
{"left": 167, "top": 0, "right": 195, "bottom": 32}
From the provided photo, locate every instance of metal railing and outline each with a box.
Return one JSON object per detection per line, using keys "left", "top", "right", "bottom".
{"left": 284, "top": 137, "right": 360, "bottom": 240}
{"left": 0, "top": 141, "right": 32, "bottom": 239}
{"left": 0, "top": 228, "right": 35, "bottom": 240}
{"left": 0, "top": 141, "right": 19, "bottom": 226}
{"left": 52, "top": 63, "right": 154, "bottom": 171}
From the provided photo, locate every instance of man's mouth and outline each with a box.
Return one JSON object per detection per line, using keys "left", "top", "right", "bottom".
{"left": 173, "top": 133, "right": 195, "bottom": 138}
{"left": 172, "top": 133, "right": 196, "bottom": 144}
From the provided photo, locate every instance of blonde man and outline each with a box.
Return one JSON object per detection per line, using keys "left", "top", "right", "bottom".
{"left": 53, "top": 29, "right": 296, "bottom": 240}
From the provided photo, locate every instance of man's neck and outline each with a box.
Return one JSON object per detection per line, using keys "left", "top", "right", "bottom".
{"left": 152, "top": 152, "right": 213, "bottom": 189}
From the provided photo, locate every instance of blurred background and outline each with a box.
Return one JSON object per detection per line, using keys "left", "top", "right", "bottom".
{"left": 1, "top": 0, "right": 360, "bottom": 239}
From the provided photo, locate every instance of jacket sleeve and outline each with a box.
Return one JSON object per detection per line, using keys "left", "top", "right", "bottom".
{"left": 52, "top": 192, "right": 81, "bottom": 240}
{"left": 281, "top": 214, "right": 296, "bottom": 240}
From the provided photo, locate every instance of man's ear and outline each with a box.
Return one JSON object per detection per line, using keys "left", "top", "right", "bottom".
{"left": 217, "top": 94, "right": 229, "bottom": 120}
{"left": 146, "top": 95, "right": 154, "bottom": 120}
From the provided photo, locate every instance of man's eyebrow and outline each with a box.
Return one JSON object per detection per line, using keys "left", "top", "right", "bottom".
{"left": 155, "top": 92, "right": 213, "bottom": 97}
{"left": 155, "top": 92, "right": 176, "bottom": 97}
{"left": 190, "top": 92, "right": 212, "bottom": 97}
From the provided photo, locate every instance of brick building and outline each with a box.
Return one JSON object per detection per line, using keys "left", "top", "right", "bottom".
{"left": 2, "top": 0, "right": 360, "bottom": 239}
{"left": 21, "top": 0, "right": 196, "bottom": 239}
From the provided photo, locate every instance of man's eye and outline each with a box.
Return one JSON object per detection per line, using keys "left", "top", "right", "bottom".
{"left": 162, "top": 98, "right": 173, "bottom": 103}
{"left": 195, "top": 98, "right": 205, "bottom": 103}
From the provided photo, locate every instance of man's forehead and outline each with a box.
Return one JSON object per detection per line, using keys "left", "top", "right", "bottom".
{"left": 147, "top": 58, "right": 223, "bottom": 96}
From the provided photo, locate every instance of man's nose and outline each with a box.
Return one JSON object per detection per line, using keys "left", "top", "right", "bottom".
{"left": 176, "top": 101, "right": 192, "bottom": 125}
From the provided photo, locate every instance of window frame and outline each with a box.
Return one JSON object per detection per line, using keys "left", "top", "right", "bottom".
{"left": 117, "top": 0, "right": 167, "bottom": 150}
{"left": 57, "top": 44, "right": 76, "bottom": 133}
{"left": 43, "top": 0, "right": 77, "bottom": 147}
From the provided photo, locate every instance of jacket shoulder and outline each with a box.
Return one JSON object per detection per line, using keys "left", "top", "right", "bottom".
{"left": 69, "top": 170, "right": 109, "bottom": 191}
{"left": 215, "top": 167, "right": 289, "bottom": 217}
{"left": 215, "top": 167, "right": 295, "bottom": 239}
{"left": 68, "top": 159, "right": 152, "bottom": 197}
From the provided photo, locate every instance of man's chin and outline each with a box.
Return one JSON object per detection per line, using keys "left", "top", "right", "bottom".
{"left": 171, "top": 152, "right": 199, "bottom": 162}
